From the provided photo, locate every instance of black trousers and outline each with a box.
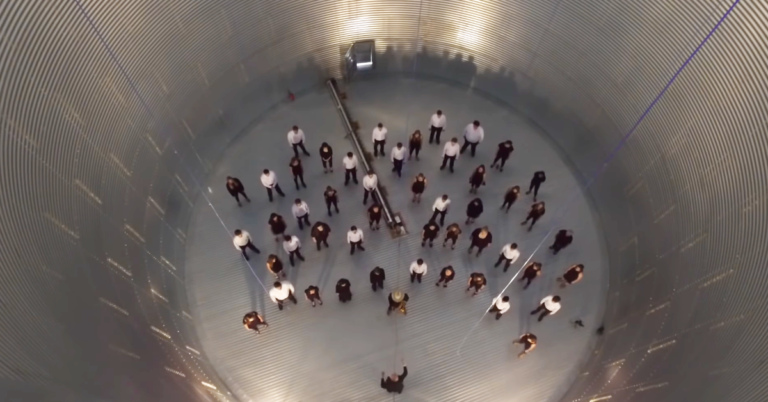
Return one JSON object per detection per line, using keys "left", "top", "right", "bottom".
{"left": 293, "top": 174, "right": 306, "bottom": 189}
{"left": 307, "top": 294, "right": 323, "bottom": 306}
{"left": 292, "top": 141, "right": 310, "bottom": 157}
{"left": 363, "top": 189, "right": 374, "bottom": 204}
{"left": 276, "top": 292, "right": 298, "bottom": 310}
{"left": 527, "top": 180, "right": 542, "bottom": 198}
{"left": 326, "top": 199, "right": 339, "bottom": 215}
{"left": 296, "top": 214, "right": 311, "bottom": 230}
{"left": 551, "top": 241, "right": 568, "bottom": 254}
{"left": 422, "top": 236, "right": 436, "bottom": 246}
{"left": 429, "top": 126, "right": 443, "bottom": 143}
{"left": 372, "top": 279, "right": 384, "bottom": 292}
{"left": 239, "top": 241, "right": 261, "bottom": 260}
{"left": 488, "top": 305, "right": 504, "bottom": 320}
{"left": 409, "top": 146, "right": 421, "bottom": 157}
{"left": 315, "top": 237, "right": 329, "bottom": 250}
{"left": 338, "top": 290, "right": 352, "bottom": 303}
{"left": 494, "top": 255, "right": 514, "bottom": 271}
{"left": 265, "top": 184, "right": 286, "bottom": 201}
{"left": 322, "top": 158, "right": 333, "bottom": 169}
{"left": 410, "top": 272, "right": 423, "bottom": 283}
{"left": 350, "top": 241, "right": 365, "bottom": 255}
{"left": 466, "top": 283, "right": 483, "bottom": 293}
{"left": 392, "top": 159, "right": 403, "bottom": 177}
{"left": 369, "top": 216, "right": 381, "bottom": 229}
{"left": 468, "top": 242, "right": 488, "bottom": 256}
{"left": 440, "top": 155, "right": 456, "bottom": 172}
{"left": 443, "top": 235, "right": 458, "bottom": 246}
{"left": 519, "top": 273, "right": 536, "bottom": 289}
{"left": 522, "top": 213, "right": 540, "bottom": 230}
{"left": 436, "top": 276, "right": 453, "bottom": 286}
{"left": 492, "top": 155, "right": 508, "bottom": 168}
{"left": 287, "top": 248, "right": 305, "bottom": 266}
{"left": 530, "top": 303, "right": 552, "bottom": 321}
{"left": 345, "top": 168, "right": 358, "bottom": 185}
{"left": 430, "top": 209, "right": 447, "bottom": 226}
{"left": 373, "top": 140, "right": 386, "bottom": 156}
{"left": 232, "top": 191, "right": 250, "bottom": 204}
{"left": 501, "top": 199, "right": 516, "bottom": 211}
{"left": 460, "top": 140, "right": 479, "bottom": 156}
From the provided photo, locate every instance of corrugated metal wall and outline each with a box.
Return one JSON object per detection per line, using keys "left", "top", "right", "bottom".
{"left": 0, "top": 0, "right": 764, "bottom": 401}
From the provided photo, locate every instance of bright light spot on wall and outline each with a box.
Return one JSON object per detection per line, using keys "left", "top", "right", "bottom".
{"left": 347, "top": 17, "right": 373, "bottom": 35}
{"left": 201, "top": 381, "right": 217, "bottom": 390}
{"left": 457, "top": 24, "right": 481, "bottom": 45}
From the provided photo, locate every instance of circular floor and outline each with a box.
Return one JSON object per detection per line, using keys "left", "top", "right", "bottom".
{"left": 185, "top": 78, "right": 608, "bottom": 402}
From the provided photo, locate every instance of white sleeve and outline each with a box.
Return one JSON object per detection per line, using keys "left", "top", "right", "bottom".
{"left": 299, "top": 130, "right": 305, "bottom": 142}
{"left": 359, "top": 231, "right": 364, "bottom": 242}
{"left": 282, "top": 242, "right": 290, "bottom": 253}
{"left": 233, "top": 238, "right": 239, "bottom": 250}
{"left": 304, "top": 203, "right": 310, "bottom": 215}
{"left": 442, "top": 144, "right": 449, "bottom": 156}
{"left": 500, "top": 303, "right": 510, "bottom": 314}
{"left": 423, "top": 264, "right": 427, "bottom": 275}
{"left": 509, "top": 252, "right": 519, "bottom": 264}
{"left": 287, "top": 132, "right": 292, "bottom": 146}
{"left": 291, "top": 206, "right": 299, "bottom": 218}
{"left": 269, "top": 290, "right": 277, "bottom": 303}
{"left": 479, "top": 128, "right": 484, "bottom": 142}
{"left": 442, "top": 116, "right": 447, "bottom": 129}
{"left": 295, "top": 238, "right": 301, "bottom": 248}
{"left": 409, "top": 263, "right": 416, "bottom": 274}
{"left": 372, "top": 129, "right": 376, "bottom": 142}
{"left": 390, "top": 147, "right": 395, "bottom": 162}
{"left": 347, "top": 232, "right": 352, "bottom": 243}
{"left": 541, "top": 296, "right": 551, "bottom": 305}
{"left": 287, "top": 283, "right": 295, "bottom": 294}
{"left": 432, "top": 200, "right": 439, "bottom": 210}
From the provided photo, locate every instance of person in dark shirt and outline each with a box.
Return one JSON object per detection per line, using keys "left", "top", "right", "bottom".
{"left": 550, "top": 229, "right": 574, "bottom": 254}
{"left": 336, "top": 278, "right": 352, "bottom": 303}
{"left": 368, "top": 204, "right": 382, "bottom": 231}
{"left": 242, "top": 311, "right": 268, "bottom": 334}
{"left": 370, "top": 266, "right": 386, "bottom": 292}
{"left": 304, "top": 285, "right": 323, "bottom": 307}
{"left": 421, "top": 221, "right": 440, "bottom": 247}
{"left": 558, "top": 264, "right": 584, "bottom": 288}
{"left": 521, "top": 202, "right": 546, "bottom": 231}
{"left": 501, "top": 185, "right": 520, "bottom": 212}
{"left": 513, "top": 333, "right": 537, "bottom": 359}
{"left": 268, "top": 213, "right": 287, "bottom": 242}
{"left": 408, "top": 130, "right": 422, "bottom": 160}
{"left": 490, "top": 140, "right": 514, "bottom": 171}
{"left": 443, "top": 223, "right": 462, "bottom": 249}
{"left": 468, "top": 227, "right": 493, "bottom": 256}
{"left": 311, "top": 221, "right": 331, "bottom": 251}
{"left": 466, "top": 272, "right": 487, "bottom": 296}
{"left": 387, "top": 290, "right": 409, "bottom": 316}
{"left": 519, "top": 262, "right": 543, "bottom": 290}
{"left": 526, "top": 171, "right": 546, "bottom": 201}
{"left": 381, "top": 360, "right": 408, "bottom": 394}
{"left": 465, "top": 198, "right": 484, "bottom": 224}
{"left": 436, "top": 266, "right": 455, "bottom": 287}
{"left": 289, "top": 157, "right": 307, "bottom": 190}
{"left": 468, "top": 165, "right": 487, "bottom": 194}
{"left": 226, "top": 176, "right": 250, "bottom": 206}
{"left": 265, "top": 254, "right": 286, "bottom": 279}
{"left": 411, "top": 173, "right": 427, "bottom": 203}
{"left": 319, "top": 142, "right": 333, "bottom": 173}
{"left": 324, "top": 186, "right": 340, "bottom": 216}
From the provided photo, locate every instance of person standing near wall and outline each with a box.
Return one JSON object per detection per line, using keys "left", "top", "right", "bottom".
{"left": 310, "top": 221, "right": 331, "bottom": 251}
{"left": 468, "top": 165, "right": 487, "bottom": 194}
{"left": 440, "top": 138, "right": 460, "bottom": 173}
{"left": 242, "top": 311, "right": 268, "bottom": 334}
{"left": 265, "top": 254, "right": 286, "bottom": 279}
{"left": 391, "top": 142, "right": 406, "bottom": 177}
{"left": 501, "top": 186, "right": 521, "bottom": 212}
{"left": 372, "top": 123, "right": 388, "bottom": 157}
{"left": 409, "top": 259, "right": 428, "bottom": 284}
{"left": 521, "top": 202, "right": 546, "bottom": 231}
{"left": 468, "top": 226, "right": 493, "bottom": 256}
{"left": 324, "top": 186, "right": 340, "bottom": 216}
{"left": 429, "top": 110, "right": 446, "bottom": 144}
{"left": 292, "top": 198, "right": 311, "bottom": 230}
{"left": 289, "top": 157, "right": 307, "bottom": 190}
{"left": 530, "top": 295, "right": 561, "bottom": 322}
{"left": 226, "top": 176, "right": 250, "bottom": 206}
{"left": 411, "top": 173, "right": 427, "bottom": 203}
{"left": 466, "top": 272, "right": 487, "bottom": 296}
{"left": 363, "top": 172, "right": 378, "bottom": 205}
{"left": 488, "top": 295, "right": 511, "bottom": 320}
{"left": 431, "top": 194, "right": 451, "bottom": 226}
{"left": 442, "top": 223, "right": 462, "bottom": 249}
{"left": 460, "top": 120, "right": 484, "bottom": 157}
{"left": 268, "top": 213, "right": 287, "bottom": 242}
{"left": 287, "top": 125, "right": 311, "bottom": 158}
{"left": 269, "top": 281, "right": 298, "bottom": 311}
{"left": 490, "top": 140, "right": 514, "bottom": 171}
{"left": 550, "top": 230, "right": 574, "bottom": 254}
{"left": 381, "top": 359, "right": 408, "bottom": 394}
{"left": 282, "top": 234, "right": 305, "bottom": 266}
{"left": 336, "top": 278, "right": 352, "bottom": 303}
{"left": 519, "top": 261, "right": 543, "bottom": 290}
{"left": 370, "top": 266, "right": 386, "bottom": 292}
{"left": 465, "top": 198, "right": 484, "bottom": 224}
{"left": 233, "top": 229, "right": 260, "bottom": 261}
{"left": 260, "top": 169, "right": 286, "bottom": 202}
{"left": 526, "top": 171, "right": 546, "bottom": 202}
{"left": 304, "top": 285, "right": 324, "bottom": 307}
{"left": 347, "top": 226, "right": 366, "bottom": 255}
{"left": 435, "top": 266, "right": 455, "bottom": 287}
{"left": 319, "top": 142, "right": 333, "bottom": 173}
{"left": 368, "top": 204, "right": 382, "bottom": 231}
{"left": 494, "top": 243, "right": 520, "bottom": 272}
{"left": 408, "top": 130, "right": 423, "bottom": 160}
{"left": 343, "top": 152, "right": 359, "bottom": 185}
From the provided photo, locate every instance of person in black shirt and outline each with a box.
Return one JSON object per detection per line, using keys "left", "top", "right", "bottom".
{"left": 411, "top": 173, "right": 427, "bottom": 203}
{"left": 243, "top": 311, "right": 268, "bottom": 334}
{"left": 319, "top": 142, "right": 333, "bottom": 173}
{"left": 519, "top": 262, "right": 543, "bottom": 290}
{"left": 550, "top": 229, "right": 574, "bottom": 254}
{"left": 268, "top": 213, "right": 287, "bottom": 242}
{"left": 468, "top": 227, "right": 492, "bottom": 256}
{"left": 435, "top": 266, "right": 455, "bottom": 287}
{"left": 304, "top": 285, "right": 323, "bottom": 307}
{"left": 442, "top": 223, "right": 462, "bottom": 249}
{"left": 324, "top": 186, "right": 340, "bottom": 216}
{"left": 381, "top": 360, "right": 408, "bottom": 394}
{"left": 387, "top": 290, "right": 409, "bottom": 316}
{"left": 421, "top": 221, "right": 440, "bottom": 247}
{"left": 526, "top": 171, "right": 546, "bottom": 201}
{"left": 336, "top": 278, "right": 352, "bottom": 303}
{"left": 368, "top": 204, "right": 382, "bottom": 230}
{"left": 490, "top": 140, "right": 514, "bottom": 171}
{"left": 289, "top": 157, "right": 307, "bottom": 190}
{"left": 226, "top": 176, "right": 250, "bottom": 206}
{"left": 521, "top": 202, "right": 546, "bottom": 231}
{"left": 501, "top": 186, "right": 521, "bottom": 212}
{"left": 311, "top": 221, "right": 331, "bottom": 251}
{"left": 513, "top": 333, "right": 537, "bottom": 359}
{"left": 370, "top": 266, "right": 386, "bottom": 292}
{"left": 466, "top": 272, "right": 487, "bottom": 296}
{"left": 558, "top": 264, "right": 584, "bottom": 288}
{"left": 468, "top": 165, "right": 487, "bottom": 194}
{"left": 465, "top": 198, "right": 484, "bottom": 224}
{"left": 266, "top": 254, "right": 286, "bottom": 279}
{"left": 408, "top": 130, "right": 422, "bottom": 160}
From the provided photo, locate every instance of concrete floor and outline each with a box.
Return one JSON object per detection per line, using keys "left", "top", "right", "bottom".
{"left": 184, "top": 78, "right": 608, "bottom": 402}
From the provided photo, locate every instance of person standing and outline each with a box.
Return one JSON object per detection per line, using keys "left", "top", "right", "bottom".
{"left": 431, "top": 194, "right": 451, "bottom": 226}
{"left": 304, "top": 285, "right": 323, "bottom": 307}
{"left": 292, "top": 198, "right": 311, "bottom": 230}
{"left": 242, "top": 311, "right": 268, "bottom": 334}
{"left": 435, "top": 266, "right": 455, "bottom": 287}
{"left": 411, "top": 173, "right": 427, "bottom": 203}
{"left": 557, "top": 264, "right": 584, "bottom": 288}
{"left": 421, "top": 221, "right": 440, "bottom": 247}
{"left": 269, "top": 281, "right": 298, "bottom": 311}
{"left": 372, "top": 123, "right": 388, "bottom": 157}
{"left": 319, "top": 142, "right": 333, "bottom": 173}
{"left": 266, "top": 254, "right": 286, "bottom": 279}
{"left": 268, "top": 213, "right": 287, "bottom": 242}
{"left": 440, "top": 138, "right": 460, "bottom": 173}
{"left": 324, "top": 186, "right": 340, "bottom": 216}
{"left": 289, "top": 157, "right": 307, "bottom": 189}
{"left": 363, "top": 172, "right": 378, "bottom": 204}
{"left": 408, "top": 130, "right": 422, "bottom": 160}
{"left": 387, "top": 290, "right": 409, "bottom": 316}
{"left": 336, "top": 278, "right": 352, "bottom": 303}
{"left": 460, "top": 120, "right": 484, "bottom": 157}
{"left": 409, "top": 259, "right": 427, "bottom": 283}
{"left": 550, "top": 230, "right": 574, "bottom": 254}
{"left": 530, "top": 295, "right": 561, "bottom": 322}
{"left": 513, "top": 333, "right": 537, "bottom": 358}
{"left": 501, "top": 186, "right": 521, "bottom": 212}
{"left": 468, "top": 226, "right": 493, "bottom": 256}
{"left": 465, "top": 272, "right": 487, "bottom": 296}
{"left": 368, "top": 204, "right": 382, "bottom": 231}
{"left": 381, "top": 360, "right": 408, "bottom": 394}
{"left": 287, "top": 126, "right": 310, "bottom": 157}
{"left": 465, "top": 198, "right": 484, "bottom": 224}
{"left": 391, "top": 142, "right": 406, "bottom": 177}
{"left": 490, "top": 140, "right": 514, "bottom": 171}
{"left": 260, "top": 169, "right": 286, "bottom": 202}
{"left": 429, "top": 109, "right": 447, "bottom": 144}
{"left": 442, "top": 223, "right": 462, "bottom": 249}
{"left": 310, "top": 221, "right": 331, "bottom": 251}
{"left": 488, "top": 296, "right": 511, "bottom": 320}
{"left": 519, "top": 262, "right": 543, "bottom": 290}
{"left": 370, "top": 266, "right": 386, "bottom": 292}
{"left": 226, "top": 176, "right": 250, "bottom": 206}
{"left": 468, "top": 165, "right": 487, "bottom": 194}
{"left": 347, "top": 226, "right": 365, "bottom": 255}
{"left": 343, "top": 152, "right": 359, "bottom": 185}
{"left": 233, "top": 229, "right": 260, "bottom": 261}
{"left": 494, "top": 243, "right": 520, "bottom": 272}
{"left": 282, "top": 234, "right": 305, "bottom": 266}
{"left": 526, "top": 171, "right": 546, "bottom": 201}
{"left": 521, "top": 202, "right": 546, "bottom": 231}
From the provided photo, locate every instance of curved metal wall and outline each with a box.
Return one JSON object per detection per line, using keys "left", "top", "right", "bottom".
{"left": 0, "top": 1, "right": 765, "bottom": 401}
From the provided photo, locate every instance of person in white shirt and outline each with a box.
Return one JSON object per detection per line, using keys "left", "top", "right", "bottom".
{"left": 488, "top": 295, "right": 511, "bottom": 320}
{"left": 440, "top": 138, "right": 460, "bottom": 173}
{"left": 260, "top": 169, "right": 286, "bottom": 202}
{"left": 269, "top": 281, "right": 297, "bottom": 310}
{"left": 531, "top": 295, "right": 561, "bottom": 322}
{"left": 342, "top": 152, "right": 359, "bottom": 185}
{"left": 372, "top": 123, "right": 388, "bottom": 157}
{"left": 494, "top": 243, "right": 520, "bottom": 272}
{"left": 362, "top": 172, "right": 378, "bottom": 205}
{"left": 291, "top": 198, "right": 311, "bottom": 230}
{"left": 429, "top": 109, "right": 446, "bottom": 144}
{"left": 287, "top": 125, "right": 311, "bottom": 158}
{"left": 282, "top": 234, "right": 305, "bottom": 266}
{"left": 431, "top": 194, "right": 451, "bottom": 226}
{"left": 347, "top": 225, "right": 365, "bottom": 255}
{"left": 391, "top": 142, "right": 406, "bottom": 177}
{"left": 233, "top": 229, "right": 260, "bottom": 261}
{"left": 409, "top": 259, "right": 427, "bottom": 283}
{"left": 460, "top": 120, "right": 484, "bottom": 157}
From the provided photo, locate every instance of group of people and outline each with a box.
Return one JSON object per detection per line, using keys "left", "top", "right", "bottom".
{"left": 234, "top": 111, "right": 586, "bottom": 394}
